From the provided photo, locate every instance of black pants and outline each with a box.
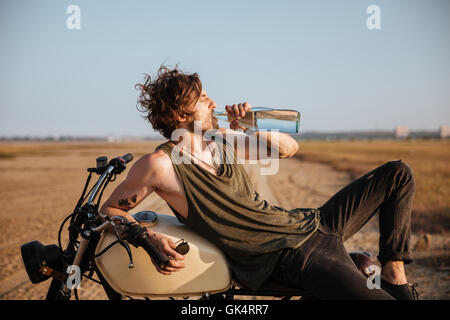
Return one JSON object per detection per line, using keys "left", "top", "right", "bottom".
{"left": 269, "top": 160, "right": 415, "bottom": 299}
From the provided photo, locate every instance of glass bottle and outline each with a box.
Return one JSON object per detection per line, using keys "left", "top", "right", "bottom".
{"left": 213, "top": 107, "right": 300, "bottom": 134}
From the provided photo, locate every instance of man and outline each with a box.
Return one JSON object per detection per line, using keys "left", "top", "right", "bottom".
{"left": 100, "top": 66, "right": 418, "bottom": 300}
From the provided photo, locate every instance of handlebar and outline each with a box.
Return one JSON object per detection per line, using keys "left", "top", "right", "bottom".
{"left": 93, "top": 217, "right": 171, "bottom": 270}
{"left": 109, "top": 153, "right": 134, "bottom": 174}
{"left": 86, "top": 153, "right": 134, "bottom": 206}
{"left": 120, "top": 153, "right": 133, "bottom": 164}
{"left": 125, "top": 223, "right": 170, "bottom": 270}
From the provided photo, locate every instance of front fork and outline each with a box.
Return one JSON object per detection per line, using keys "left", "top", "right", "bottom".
{"left": 46, "top": 218, "right": 128, "bottom": 300}
{"left": 45, "top": 237, "right": 90, "bottom": 300}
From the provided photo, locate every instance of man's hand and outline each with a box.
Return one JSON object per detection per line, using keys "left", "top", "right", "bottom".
{"left": 221, "top": 102, "right": 299, "bottom": 160}
{"left": 225, "top": 102, "right": 252, "bottom": 131}
{"left": 147, "top": 230, "right": 185, "bottom": 275}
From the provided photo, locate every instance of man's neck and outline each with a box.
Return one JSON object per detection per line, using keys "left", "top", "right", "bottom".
{"left": 170, "top": 128, "right": 213, "bottom": 156}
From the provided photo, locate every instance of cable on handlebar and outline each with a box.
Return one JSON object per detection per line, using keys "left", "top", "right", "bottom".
{"left": 96, "top": 172, "right": 115, "bottom": 209}
{"left": 75, "top": 172, "right": 93, "bottom": 212}
{"left": 60, "top": 171, "right": 95, "bottom": 254}
{"left": 67, "top": 173, "right": 92, "bottom": 234}
{"left": 94, "top": 240, "right": 120, "bottom": 258}
{"left": 57, "top": 212, "right": 77, "bottom": 252}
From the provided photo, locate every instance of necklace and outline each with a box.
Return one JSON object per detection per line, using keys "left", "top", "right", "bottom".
{"left": 170, "top": 142, "right": 224, "bottom": 176}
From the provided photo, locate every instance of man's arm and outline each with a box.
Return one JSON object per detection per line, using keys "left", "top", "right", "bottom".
{"left": 219, "top": 103, "right": 299, "bottom": 160}
{"left": 99, "top": 153, "right": 185, "bottom": 275}
{"left": 249, "top": 130, "right": 299, "bottom": 159}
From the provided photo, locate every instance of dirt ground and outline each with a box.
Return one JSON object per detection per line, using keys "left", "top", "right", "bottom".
{"left": 0, "top": 142, "right": 448, "bottom": 300}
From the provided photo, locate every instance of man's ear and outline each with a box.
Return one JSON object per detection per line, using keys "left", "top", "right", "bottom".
{"left": 175, "top": 114, "right": 188, "bottom": 122}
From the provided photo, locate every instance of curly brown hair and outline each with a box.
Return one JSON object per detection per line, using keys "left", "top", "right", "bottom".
{"left": 136, "top": 65, "right": 202, "bottom": 139}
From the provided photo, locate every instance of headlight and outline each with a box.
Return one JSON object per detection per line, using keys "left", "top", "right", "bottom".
{"left": 20, "top": 241, "right": 64, "bottom": 284}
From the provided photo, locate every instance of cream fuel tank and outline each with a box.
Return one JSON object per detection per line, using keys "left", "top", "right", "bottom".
{"left": 95, "top": 212, "right": 232, "bottom": 298}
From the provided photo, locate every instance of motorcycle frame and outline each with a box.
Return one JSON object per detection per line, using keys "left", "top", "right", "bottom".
{"left": 45, "top": 156, "right": 309, "bottom": 301}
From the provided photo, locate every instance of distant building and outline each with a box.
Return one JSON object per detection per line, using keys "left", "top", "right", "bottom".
{"left": 439, "top": 125, "right": 450, "bottom": 139}
{"left": 107, "top": 135, "right": 118, "bottom": 143}
{"left": 394, "top": 126, "right": 410, "bottom": 139}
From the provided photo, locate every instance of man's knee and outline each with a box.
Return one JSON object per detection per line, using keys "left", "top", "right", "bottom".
{"left": 387, "top": 160, "right": 415, "bottom": 188}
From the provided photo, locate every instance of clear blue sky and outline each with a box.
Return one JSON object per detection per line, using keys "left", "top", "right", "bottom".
{"left": 1, "top": 0, "right": 449, "bottom": 138}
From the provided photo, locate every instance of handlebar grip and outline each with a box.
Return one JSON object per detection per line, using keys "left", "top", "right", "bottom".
{"left": 139, "top": 236, "right": 170, "bottom": 270}
{"left": 120, "top": 153, "right": 134, "bottom": 164}
{"left": 125, "top": 223, "right": 170, "bottom": 270}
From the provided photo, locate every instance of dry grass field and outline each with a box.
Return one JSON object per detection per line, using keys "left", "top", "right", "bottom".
{"left": 0, "top": 139, "right": 448, "bottom": 299}
{"left": 295, "top": 139, "right": 450, "bottom": 235}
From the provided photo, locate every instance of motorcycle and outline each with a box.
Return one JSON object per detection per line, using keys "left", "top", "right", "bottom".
{"left": 20, "top": 153, "right": 376, "bottom": 300}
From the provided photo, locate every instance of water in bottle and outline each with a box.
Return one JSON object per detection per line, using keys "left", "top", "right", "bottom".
{"left": 213, "top": 107, "right": 300, "bottom": 134}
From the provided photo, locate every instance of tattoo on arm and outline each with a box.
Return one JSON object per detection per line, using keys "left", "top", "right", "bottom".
{"left": 118, "top": 194, "right": 138, "bottom": 211}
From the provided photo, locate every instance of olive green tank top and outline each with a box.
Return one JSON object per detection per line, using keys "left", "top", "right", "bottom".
{"left": 156, "top": 135, "right": 320, "bottom": 290}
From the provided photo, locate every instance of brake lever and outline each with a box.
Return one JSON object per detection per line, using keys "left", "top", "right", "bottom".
{"left": 110, "top": 218, "right": 134, "bottom": 268}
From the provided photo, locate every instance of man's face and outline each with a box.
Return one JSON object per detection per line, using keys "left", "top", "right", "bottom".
{"left": 188, "top": 89, "right": 217, "bottom": 132}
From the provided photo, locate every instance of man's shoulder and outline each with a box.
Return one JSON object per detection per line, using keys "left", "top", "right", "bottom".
{"left": 141, "top": 148, "right": 173, "bottom": 171}
{"left": 129, "top": 148, "right": 173, "bottom": 181}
